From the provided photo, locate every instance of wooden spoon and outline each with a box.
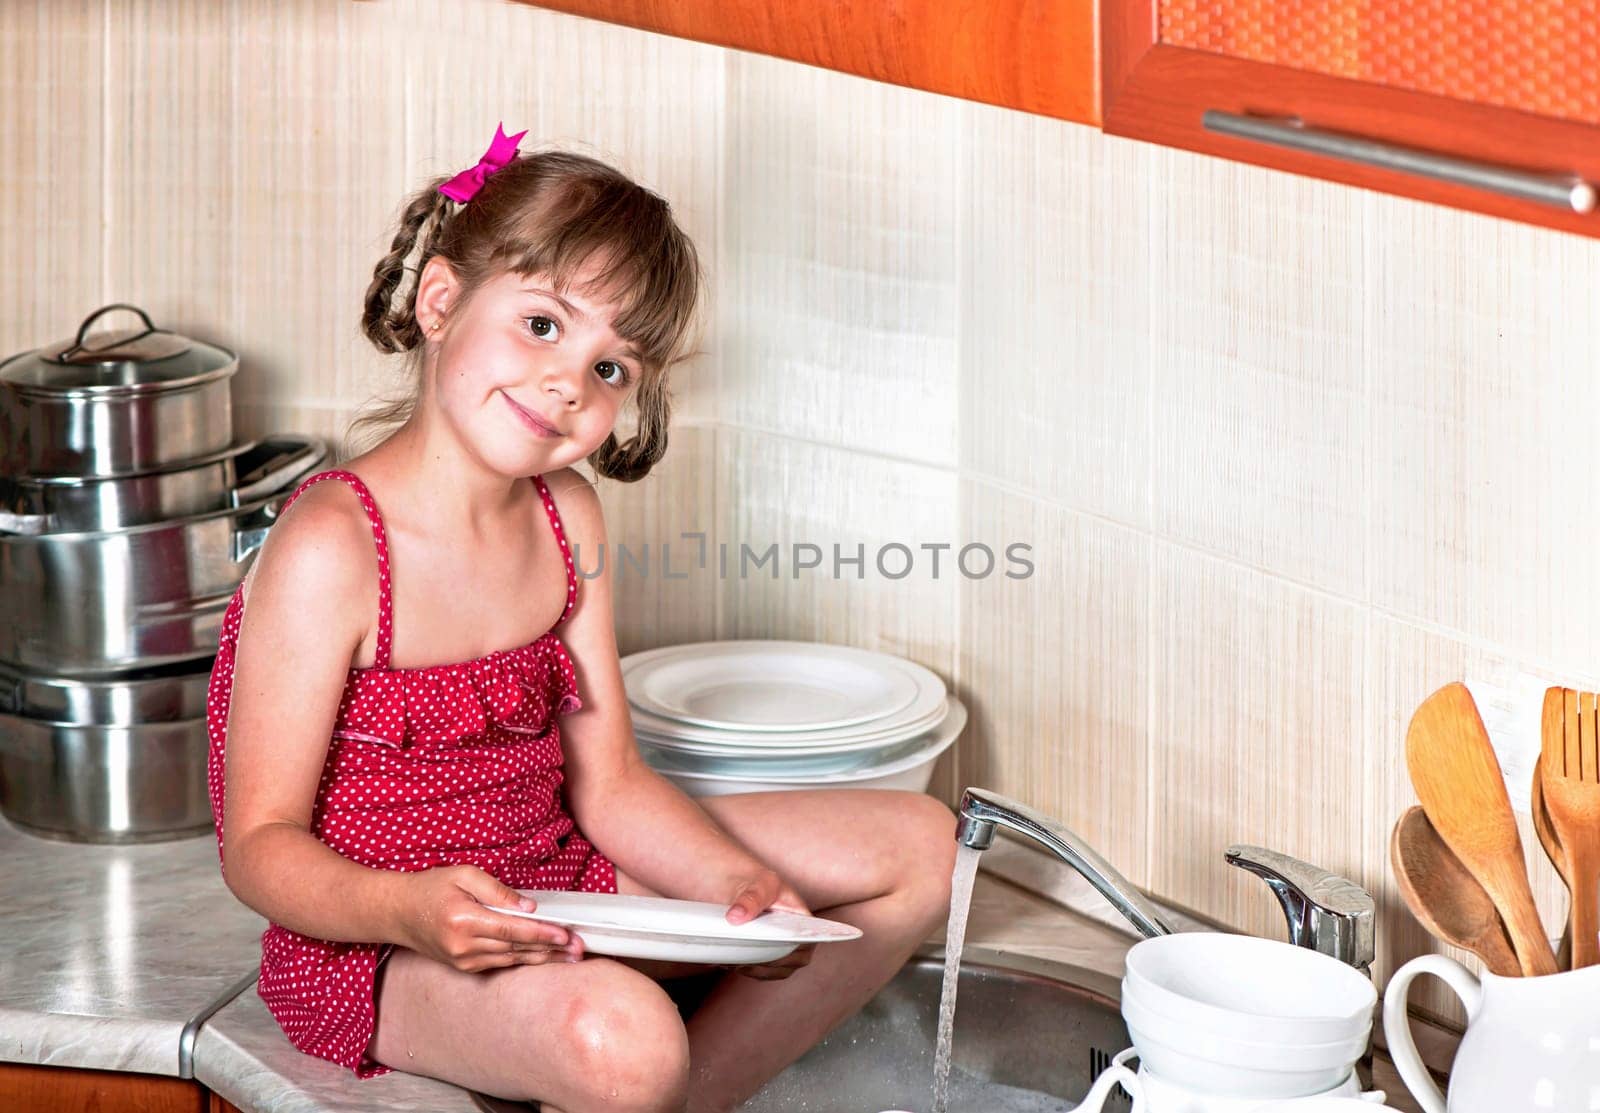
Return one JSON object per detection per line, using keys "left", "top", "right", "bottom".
{"left": 1541, "top": 687, "right": 1600, "bottom": 968}
{"left": 1405, "top": 681, "right": 1558, "bottom": 975}
{"left": 1532, "top": 752, "right": 1574, "bottom": 970}
{"left": 1391, "top": 806, "right": 1519, "bottom": 976}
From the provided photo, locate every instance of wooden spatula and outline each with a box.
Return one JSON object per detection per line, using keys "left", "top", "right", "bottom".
{"left": 1541, "top": 687, "right": 1600, "bottom": 968}
{"left": 1531, "top": 752, "right": 1573, "bottom": 969}
{"left": 1391, "top": 806, "right": 1519, "bottom": 976}
{"left": 1405, "top": 682, "right": 1557, "bottom": 975}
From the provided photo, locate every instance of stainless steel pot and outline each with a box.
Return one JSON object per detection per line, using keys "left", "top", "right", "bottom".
{"left": 0, "top": 488, "right": 291, "bottom": 676}
{"left": 0, "top": 658, "right": 213, "bottom": 725}
{"left": 0, "top": 434, "right": 323, "bottom": 535}
{"left": 0, "top": 304, "right": 237, "bottom": 478}
{"left": 0, "top": 713, "right": 210, "bottom": 843}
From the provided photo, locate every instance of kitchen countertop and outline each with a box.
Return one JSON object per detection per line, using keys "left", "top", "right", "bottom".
{"left": 0, "top": 814, "right": 264, "bottom": 1075}
{"left": 0, "top": 813, "right": 1422, "bottom": 1111}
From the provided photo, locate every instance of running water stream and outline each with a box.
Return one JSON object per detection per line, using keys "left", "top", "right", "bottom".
{"left": 930, "top": 844, "right": 983, "bottom": 1113}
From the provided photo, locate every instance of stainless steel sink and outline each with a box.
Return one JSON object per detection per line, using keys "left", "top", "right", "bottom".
{"left": 471, "top": 946, "right": 1133, "bottom": 1112}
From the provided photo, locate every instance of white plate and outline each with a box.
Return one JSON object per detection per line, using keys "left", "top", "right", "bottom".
{"left": 620, "top": 642, "right": 947, "bottom": 738}
{"left": 483, "top": 891, "right": 862, "bottom": 965}
{"left": 648, "top": 698, "right": 965, "bottom": 796}
{"left": 626, "top": 641, "right": 922, "bottom": 732}
{"left": 635, "top": 698, "right": 950, "bottom": 758}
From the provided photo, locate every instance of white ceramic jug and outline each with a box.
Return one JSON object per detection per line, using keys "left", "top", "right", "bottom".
{"left": 1383, "top": 954, "right": 1600, "bottom": 1111}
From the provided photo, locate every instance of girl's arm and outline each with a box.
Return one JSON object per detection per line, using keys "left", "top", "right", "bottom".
{"left": 547, "top": 471, "right": 800, "bottom": 920}
{"left": 221, "top": 485, "right": 576, "bottom": 969}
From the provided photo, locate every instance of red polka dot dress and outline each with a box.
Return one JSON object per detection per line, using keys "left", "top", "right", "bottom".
{"left": 205, "top": 469, "right": 616, "bottom": 1078}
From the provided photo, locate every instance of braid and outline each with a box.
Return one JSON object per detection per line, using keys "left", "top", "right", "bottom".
{"left": 361, "top": 184, "right": 454, "bottom": 354}
{"left": 589, "top": 373, "right": 673, "bottom": 482}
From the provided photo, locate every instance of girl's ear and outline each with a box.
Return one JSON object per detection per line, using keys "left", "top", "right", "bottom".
{"left": 414, "top": 256, "right": 460, "bottom": 333}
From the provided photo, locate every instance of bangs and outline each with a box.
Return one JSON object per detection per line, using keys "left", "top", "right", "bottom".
{"left": 492, "top": 179, "right": 700, "bottom": 374}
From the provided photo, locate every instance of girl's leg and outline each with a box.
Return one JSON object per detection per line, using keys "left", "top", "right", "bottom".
{"left": 617, "top": 788, "right": 958, "bottom": 1113}
{"left": 367, "top": 947, "right": 691, "bottom": 1113}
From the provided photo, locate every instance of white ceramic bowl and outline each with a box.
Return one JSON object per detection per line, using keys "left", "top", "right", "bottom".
{"left": 1133, "top": 1065, "right": 1373, "bottom": 1112}
{"left": 1249, "top": 1100, "right": 1393, "bottom": 1111}
{"left": 1125, "top": 1013, "right": 1357, "bottom": 1099}
{"left": 1123, "top": 933, "right": 1377, "bottom": 1045}
{"left": 1121, "top": 991, "right": 1369, "bottom": 1071}
{"left": 647, "top": 699, "right": 964, "bottom": 798}
{"left": 637, "top": 731, "right": 929, "bottom": 778}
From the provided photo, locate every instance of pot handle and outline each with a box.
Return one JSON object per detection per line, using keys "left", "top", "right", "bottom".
{"left": 1383, "top": 954, "right": 1483, "bottom": 1113}
{"left": 59, "top": 303, "right": 164, "bottom": 361}
{"left": 229, "top": 436, "right": 327, "bottom": 507}
{"left": 231, "top": 495, "right": 288, "bottom": 564}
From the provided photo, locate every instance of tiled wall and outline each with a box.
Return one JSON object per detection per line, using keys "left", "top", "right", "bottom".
{"left": 8, "top": 0, "right": 1600, "bottom": 1020}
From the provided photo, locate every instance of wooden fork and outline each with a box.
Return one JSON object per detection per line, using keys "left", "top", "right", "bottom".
{"left": 1531, "top": 754, "right": 1574, "bottom": 969}
{"left": 1540, "top": 687, "right": 1600, "bottom": 969}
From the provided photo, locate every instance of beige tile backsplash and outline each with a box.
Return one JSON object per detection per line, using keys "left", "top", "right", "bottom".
{"left": 8, "top": 0, "right": 1600, "bottom": 1016}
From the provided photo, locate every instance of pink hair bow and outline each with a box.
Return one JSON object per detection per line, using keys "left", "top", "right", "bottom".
{"left": 438, "top": 123, "right": 527, "bottom": 203}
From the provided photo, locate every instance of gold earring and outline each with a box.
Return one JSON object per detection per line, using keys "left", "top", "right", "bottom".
{"left": 430, "top": 321, "right": 441, "bottom": 332}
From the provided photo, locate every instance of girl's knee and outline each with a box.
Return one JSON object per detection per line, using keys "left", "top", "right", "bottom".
{"left": 559, "top": 964, "right": 690, "bottom": 1111}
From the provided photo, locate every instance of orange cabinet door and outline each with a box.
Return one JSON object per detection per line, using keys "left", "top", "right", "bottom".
{"left": 0, "top": 1061, "right": 207, "bottom": 1113}
{"left": 1103, "top": 0, "right": 1600, "bottom": 238}
{"left": 516, "top": 0, "right": 1100, "bottom": 125}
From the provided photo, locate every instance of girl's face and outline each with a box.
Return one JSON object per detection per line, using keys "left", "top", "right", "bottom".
{"left": 427, "top": 264, "right": 644, "bottom": 478}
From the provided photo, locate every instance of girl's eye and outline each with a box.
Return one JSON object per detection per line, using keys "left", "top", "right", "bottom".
{"left": 525, "top": 315, "right": 560, "bottom": 341}
{"left": 595, "top": 360, "right": 630, "bottom": 386}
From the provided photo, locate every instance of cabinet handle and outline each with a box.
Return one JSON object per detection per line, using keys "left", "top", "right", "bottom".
{"left": 1202, "top": 110, "right": 1596, "bottom": 214}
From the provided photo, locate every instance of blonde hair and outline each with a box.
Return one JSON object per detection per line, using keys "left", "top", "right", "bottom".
{"left": 352, "top": 148, "right": 704, "bottom": 481}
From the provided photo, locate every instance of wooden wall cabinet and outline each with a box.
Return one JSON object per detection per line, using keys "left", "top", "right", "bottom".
{"left": 526, "top": 0, "right": 1600, "bottom": 239}
{"left": 517, "top": 0, "right": 1101, "bottom": 124}
{"left": 1102, "top": 0, "right": 1600, "bottom": 238}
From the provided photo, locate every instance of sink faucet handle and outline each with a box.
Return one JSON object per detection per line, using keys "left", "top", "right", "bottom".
{"left": 1224, "top": 845, "right": 1375, "bottom": 972}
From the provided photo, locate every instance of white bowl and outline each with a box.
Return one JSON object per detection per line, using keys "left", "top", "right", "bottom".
{"left": 1121, "top": 991, "right": 1368, "bottom": 1071}
{"left": 1134, "top": 1065, "right": 1373, "bottom": 1112}
{"left": 1124, "top": 933, "right": 1376, "bottom": 1044}
{"left": 648, "top": 699, "right": 964, "bottom": 798}
{"left": 638, "top": 731, "right": 928, "bottom": 778}
{"left": 1249, "top": 1100, "right": 1393, "bottom": 1111}
{"left": 1126, "top": 1014, "right": 1357, "bottom": 1099}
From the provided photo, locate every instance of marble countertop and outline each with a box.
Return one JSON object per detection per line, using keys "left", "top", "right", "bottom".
{"left": 0, "top": 815, "right": 264, "bottom": 1076}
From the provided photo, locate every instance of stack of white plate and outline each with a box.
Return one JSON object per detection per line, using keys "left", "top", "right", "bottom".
{"left": 623, "top": 640, "right": 963, "bottom": 797}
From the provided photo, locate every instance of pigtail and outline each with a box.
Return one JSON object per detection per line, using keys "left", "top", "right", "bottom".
{"left": 589, "top": 372, "right": 672, "bottom": 482}
{"left": 361, "top": 182, "right": 455, "bottom": 354}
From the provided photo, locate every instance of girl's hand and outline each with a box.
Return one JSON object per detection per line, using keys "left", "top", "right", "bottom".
{"left": 396, "top": 865, "right": 583, "bottom": 973}
{"left": 724, "top": 868, "right": 818, "bottom": 981}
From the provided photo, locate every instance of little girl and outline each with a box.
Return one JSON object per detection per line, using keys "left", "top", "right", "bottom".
{"left": 207, "top": 126, "right": 958, "bottom": 1113}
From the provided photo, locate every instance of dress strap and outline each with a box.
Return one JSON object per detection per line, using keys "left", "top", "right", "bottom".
{"left": 277, "top": 470, "right": 395, "bottom": 669}
{"left": 531, "top": 474, "right": 579, "bottom": 626}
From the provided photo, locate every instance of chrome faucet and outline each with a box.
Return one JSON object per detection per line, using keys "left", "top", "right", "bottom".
{"left": 956, "top": 787, "right": 1175, "bottom": 939}
{"left": 1225, "top": 844, "right": 1375, "bottom": 973}
{"left": 954, "top": 788, "right": 1377, "bottom": 973}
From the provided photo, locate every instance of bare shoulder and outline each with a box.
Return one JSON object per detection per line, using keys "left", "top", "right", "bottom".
{"left": 241, "top": 478, "right": 379, "bottom": 633}
{"left": 538, "top": 467, "right": 607, "bottom": 545}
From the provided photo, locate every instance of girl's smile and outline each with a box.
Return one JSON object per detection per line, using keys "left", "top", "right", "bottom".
{"left": 499, "top": 389, "right": 564, "bottom": 438}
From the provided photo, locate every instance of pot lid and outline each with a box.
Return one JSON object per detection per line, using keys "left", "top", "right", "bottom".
{"left": 0, "top": 304, "right": 236, "bottom": 396}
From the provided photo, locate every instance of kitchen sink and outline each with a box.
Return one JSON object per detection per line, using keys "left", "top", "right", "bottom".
{"left": 470, "top": 945, "right": 1133, "bottom": 1112}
